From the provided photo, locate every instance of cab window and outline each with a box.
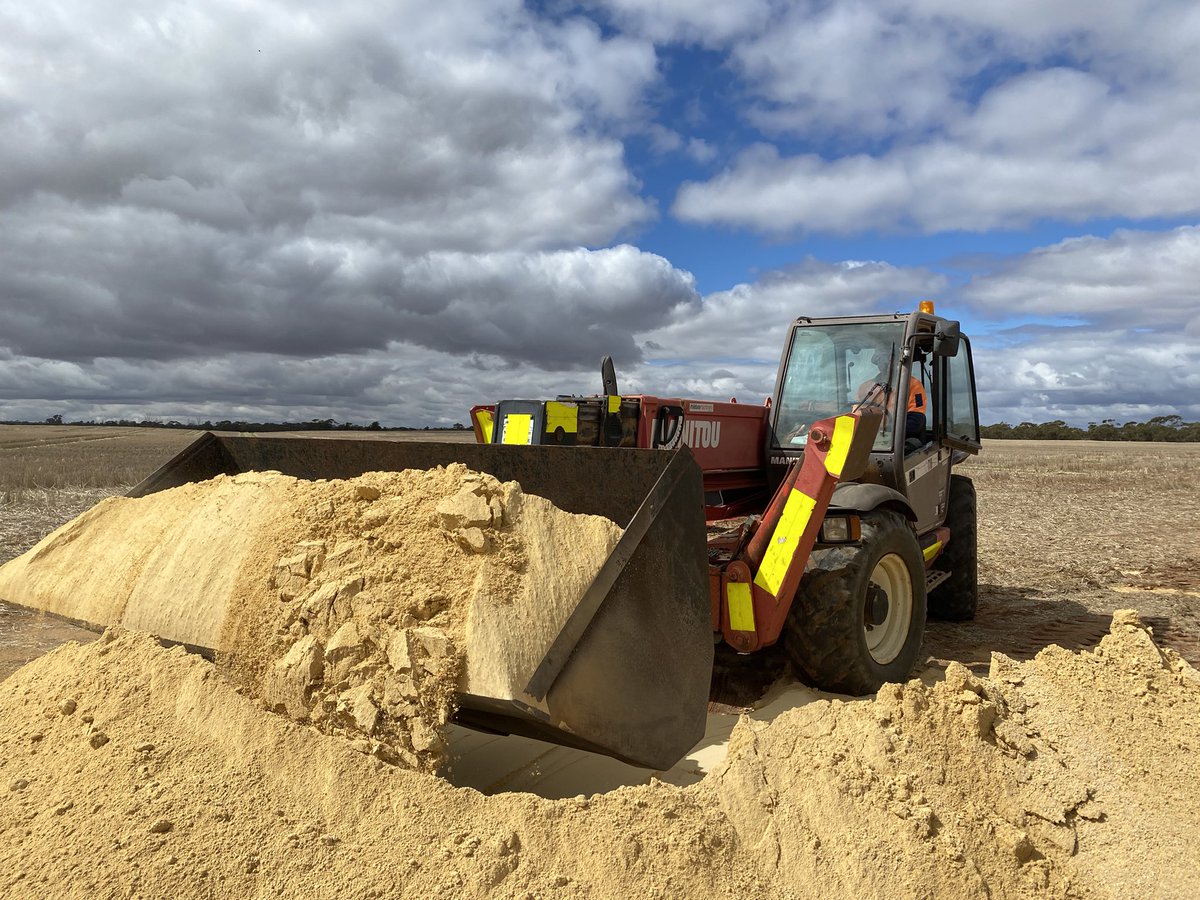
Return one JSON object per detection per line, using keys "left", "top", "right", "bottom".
{"left": 773, "top": 322, "right": 904, "bottom": 452}
{"left": 942, "top": 338, "right": 980, "bottom": 447}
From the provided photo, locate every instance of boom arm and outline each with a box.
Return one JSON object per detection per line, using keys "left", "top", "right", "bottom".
{"left": 712, "top": 409, "right": 882, "bottom": 651}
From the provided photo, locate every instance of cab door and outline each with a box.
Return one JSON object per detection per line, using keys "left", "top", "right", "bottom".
{"left": 938, "top": 336, "right": 982, "bottom": 454}
{"left": 901, "top": 355, "right": 952, "bottom": 533}
{"left": 905, "top": 336, "right": 982, "bottom": 531}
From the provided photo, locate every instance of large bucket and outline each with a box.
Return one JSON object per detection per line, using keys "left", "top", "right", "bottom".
{"left": 15, "top": 433, "right": 714, "bottom": 769}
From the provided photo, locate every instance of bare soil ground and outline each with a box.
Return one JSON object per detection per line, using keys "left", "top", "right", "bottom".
{"left": 925, "top": 440, "right": 1200, "bottom": 673}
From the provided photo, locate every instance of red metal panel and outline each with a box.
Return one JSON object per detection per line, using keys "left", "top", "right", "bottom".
{"left": 635, "top": 396, "right": 767, "bottom": 470}
{"left": 712, "top": 411, "right": 880, "bottom": 652}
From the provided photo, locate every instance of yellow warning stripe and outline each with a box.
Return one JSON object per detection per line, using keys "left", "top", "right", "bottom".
{"left": 824, "top": 415, "right": 856, "bottom": 477}
{"left": 754, "top": 489, "right": 816, "bottom": 597}
{"left": 607, "top": 395, "right": 621, "bottom": 414}
{"left": 923, "top": 541, "right": 942, "bottom": 563}
{"left": 544, "top": 401, "right": 579, "bottom": 434}
{"left": 727, "top": 582, "right": 755, "bottom": 632}
{"left": 501, "top": 413, "right": 532, "bottom": 445}
{"left": 474, "top": 409, "right": 494, "bottom": 443}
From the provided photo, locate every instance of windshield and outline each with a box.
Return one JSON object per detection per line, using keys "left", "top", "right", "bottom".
{"left": 772, "top": 322, "right": 904, "bottom": 452}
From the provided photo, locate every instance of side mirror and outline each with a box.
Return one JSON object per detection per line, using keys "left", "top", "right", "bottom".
{"left": 933, "top": 320, "right": 961, "bottom": 357}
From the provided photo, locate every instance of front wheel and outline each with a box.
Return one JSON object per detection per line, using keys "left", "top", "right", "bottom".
{"left": 783, "top": 509, "right": 927, "bottom": 695}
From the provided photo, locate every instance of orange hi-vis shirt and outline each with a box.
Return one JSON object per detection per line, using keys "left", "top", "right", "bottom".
{"left": 907, "top": 376, "right": 927, "bottom": 414}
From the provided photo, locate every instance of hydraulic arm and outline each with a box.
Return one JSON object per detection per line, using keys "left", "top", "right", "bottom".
{"left": 709, "top": 409, "right": 882, "bottom": 651}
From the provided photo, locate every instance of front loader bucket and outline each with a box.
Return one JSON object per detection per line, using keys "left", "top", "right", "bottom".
{"left": 6, "top": 433, "right": 713, "bottom": 770}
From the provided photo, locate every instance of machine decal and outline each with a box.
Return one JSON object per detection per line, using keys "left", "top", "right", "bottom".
{"left": 682, "top": 419, "right": 722, "bottom": 449}
{"left": 727, "top": 581, "right": 755, "bottom": 631}
{"left": 753, "top": 488, "right": 816, "bottom": 596}
{"left": 687, "top": 402, "right": 714, "bottom": 413}
{"left": 544, "top": 401, "right": 578, "bottom": 434}
{"left": 906, "top": 447, "right": 949, "bottom": 484}
{"left": 501, "top": 413, "right": 533, "bottom": 445}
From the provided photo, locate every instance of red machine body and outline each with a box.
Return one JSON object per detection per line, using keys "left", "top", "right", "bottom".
{"left": 471, "top": 394, "right": 882, "bottom": 655}
{"left": 472, "top": 394, "right": 773, "bottom": 520}
{"left": 632, "top": 396, "right": 770, "bottom": 519}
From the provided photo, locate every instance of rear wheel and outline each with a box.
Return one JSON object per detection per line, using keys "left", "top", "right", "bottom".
{"left": 783, "top": 509, "right": 927, "bottom": 695}
{"left": 927, "top": 474, "right": 978, "bottom": 621}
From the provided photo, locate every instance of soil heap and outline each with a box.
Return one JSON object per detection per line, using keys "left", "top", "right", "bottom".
{"left": 0, "top": 465, "right": 623, "bottom": 771}
{"left": 1, "top": 612, "right": 1197, "bottom": 899}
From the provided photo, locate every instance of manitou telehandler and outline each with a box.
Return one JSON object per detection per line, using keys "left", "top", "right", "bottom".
{"left": 1, "top": 303, "right": 980, "bottom": 770}
{"left": 469, "top": 301, "right": 982, "bottom": 699}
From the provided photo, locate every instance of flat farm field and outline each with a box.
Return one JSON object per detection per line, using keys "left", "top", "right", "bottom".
{"left": 925, "top": 439, "right": 1200, "bottom": 670}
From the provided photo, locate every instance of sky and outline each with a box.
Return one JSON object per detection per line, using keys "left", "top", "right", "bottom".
{"left": 1, "top": 0, "right": 1198, "bottom": 428}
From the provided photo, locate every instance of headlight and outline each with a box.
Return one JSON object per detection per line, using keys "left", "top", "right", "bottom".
{"left": 820, "top": 515, "right": 860, "bottom": 543}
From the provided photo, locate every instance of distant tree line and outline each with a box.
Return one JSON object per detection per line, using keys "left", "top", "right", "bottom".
{"left": 8, "top": 415, "right": 468, "bottom": 432}
{"left": 982, "top": 415, "right": 1200, "bottom": 442}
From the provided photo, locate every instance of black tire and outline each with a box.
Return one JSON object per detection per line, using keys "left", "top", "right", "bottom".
{"left": 927, "top": 474, "right": 978, "bottom": 621}
{"left": 783, "top": 509, "right": 927, "bottom": 695}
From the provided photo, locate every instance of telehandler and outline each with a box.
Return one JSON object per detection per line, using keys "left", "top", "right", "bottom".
{"left": 470, "top": 301, "right": 982, "bottom": 697}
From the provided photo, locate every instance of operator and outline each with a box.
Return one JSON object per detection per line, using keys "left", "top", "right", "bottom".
{"left": 857, "top": 348, "right": 927, "bottom": 442}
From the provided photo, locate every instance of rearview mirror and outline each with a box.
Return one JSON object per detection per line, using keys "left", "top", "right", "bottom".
{"left": 933, "top": 320, "right": 961, "bottom": 357}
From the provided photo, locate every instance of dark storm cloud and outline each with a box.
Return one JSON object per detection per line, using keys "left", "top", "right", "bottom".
{"left": 0, "top": 0, "right": 688, "bottom": 387}
{"left": 0, "top": 196, "right": 695, "bottom": 366}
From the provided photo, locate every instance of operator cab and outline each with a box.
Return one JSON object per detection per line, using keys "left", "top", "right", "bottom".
{"left": 767, "top": 306, "right": 981, "bottom": 533}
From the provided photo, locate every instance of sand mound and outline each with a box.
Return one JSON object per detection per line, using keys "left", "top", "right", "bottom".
{"left": 0, "top": 465, "right": 623, "bottom": 772}
{"left": 708, "top": 609, "right": 1200, "bottom": 899}
{"left": 2, "top": 612, "right": 1197, "bottom": 899}
{"left": 0, "top": 628, "right": 763, "bottom": 900}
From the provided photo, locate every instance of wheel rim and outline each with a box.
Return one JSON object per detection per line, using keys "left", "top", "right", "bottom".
{"left": 863, "top": 553, "right": 913, "bottom": 665}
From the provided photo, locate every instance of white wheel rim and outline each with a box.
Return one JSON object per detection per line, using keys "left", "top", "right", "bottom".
{"left": 864, "top": 553, "right": 913, "bottom": 665}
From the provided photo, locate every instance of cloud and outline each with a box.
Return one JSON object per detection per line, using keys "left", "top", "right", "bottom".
{"left": 0, "top": 0, "right": 656, "bottom": 252}
{"left": 672, "top": 1, "right": 1200, "bottom": 234}
{"left": 0, "top": 2, "right": 697, "bottom": 377}
{"left": 973, "top": 328, "right": 1200, "bottom": 424}
{"left": 731, "top": 1, "right": 978, "bottom": 140}
{"left": 962, "top": 226, "right": 1200, "bottom": 423}
{"left": 960, "top": 226, "right": 1200, "bottom": 335}
{"left": 0, "top": 197, "right": 696, "bottom": 367}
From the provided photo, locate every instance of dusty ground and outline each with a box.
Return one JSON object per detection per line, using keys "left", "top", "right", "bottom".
{"left": 924, "top": 440, "right": 1200, "bottom": 672}
{"left": 0, "top": 430, "right": 1198, "bottom": 898}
